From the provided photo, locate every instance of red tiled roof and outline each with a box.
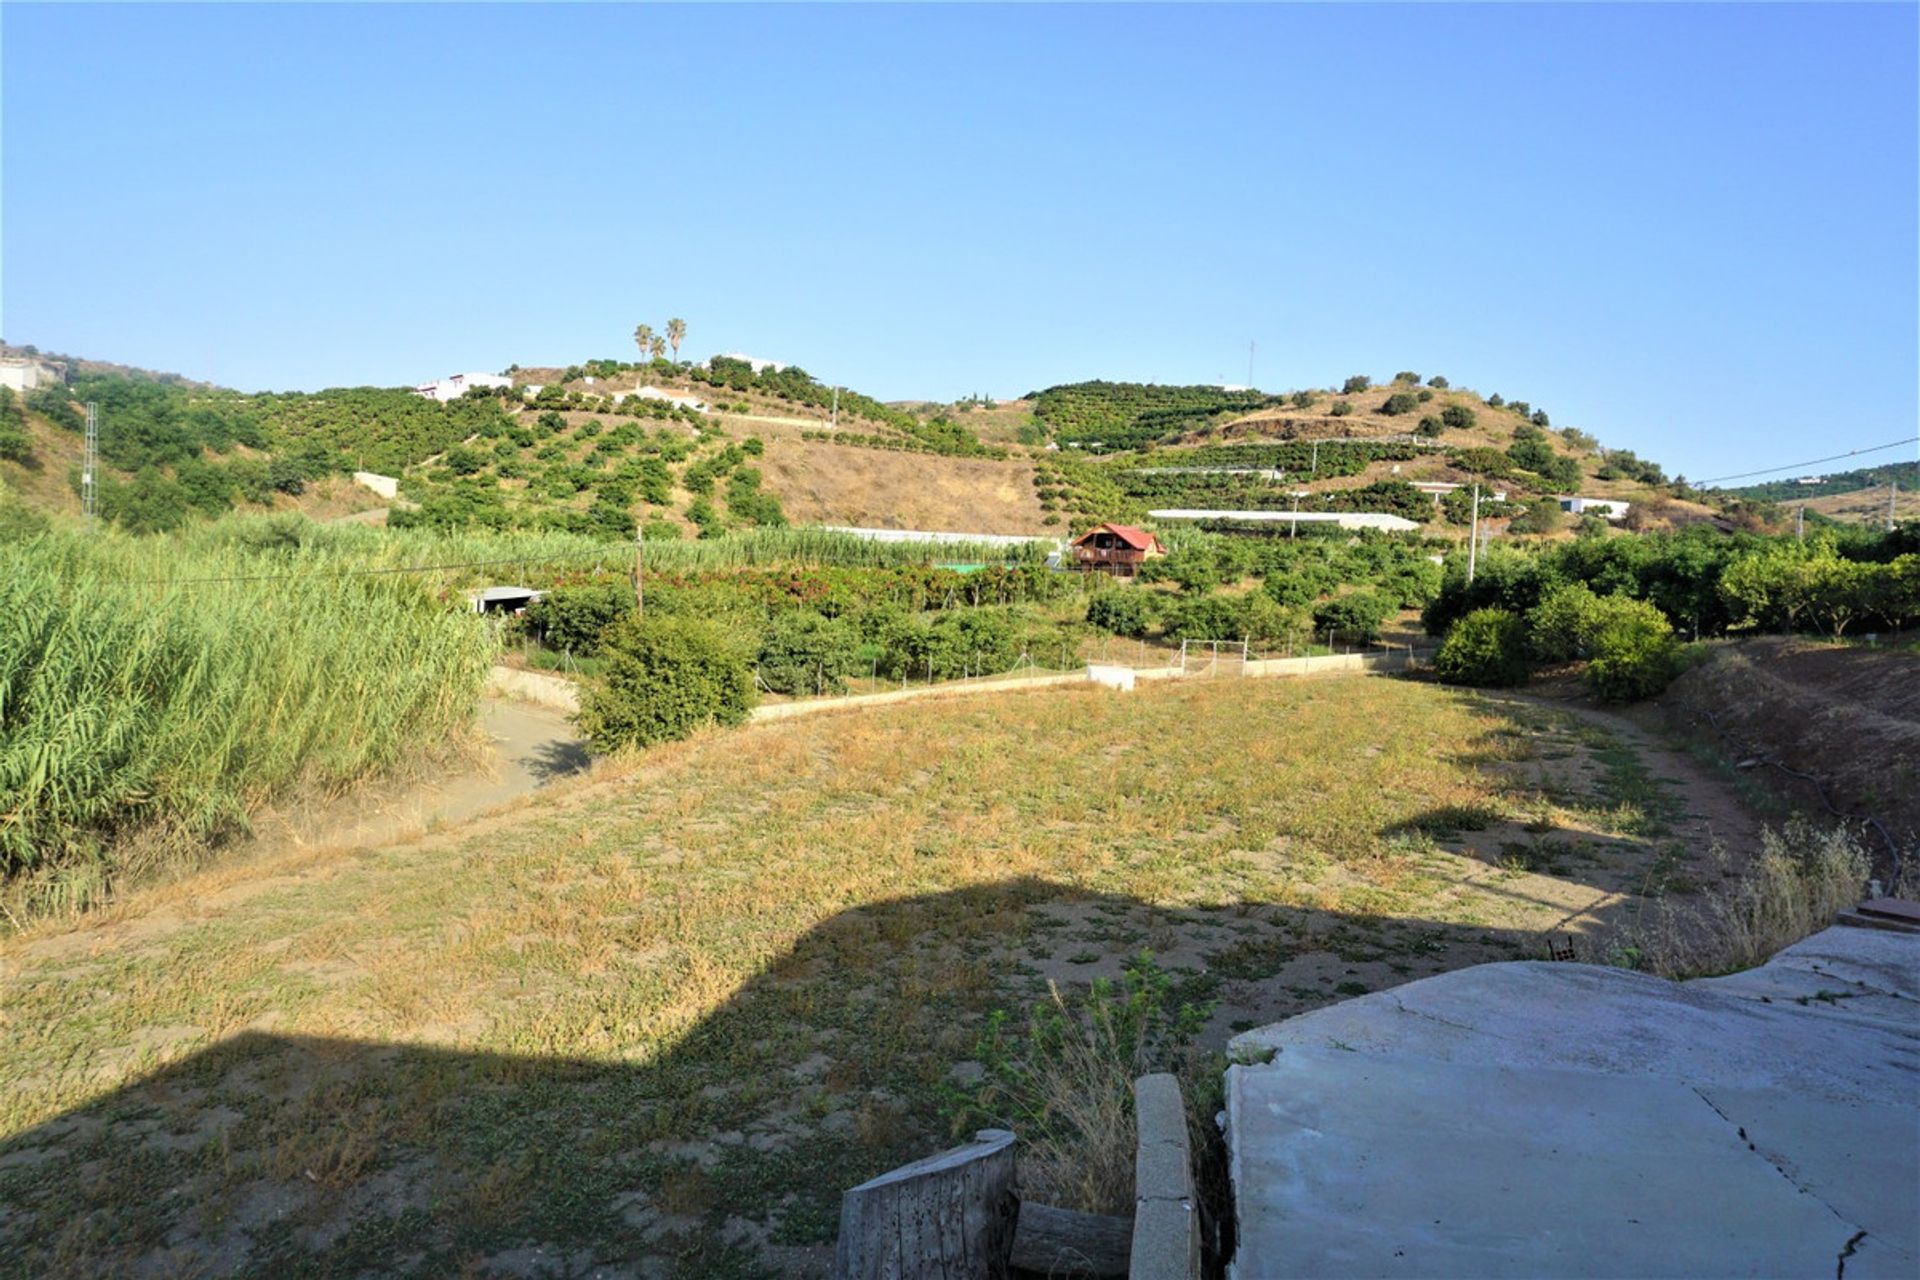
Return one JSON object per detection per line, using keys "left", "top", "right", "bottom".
{"left": 1072, "top": 523, "right": 1161, "bottom": 552}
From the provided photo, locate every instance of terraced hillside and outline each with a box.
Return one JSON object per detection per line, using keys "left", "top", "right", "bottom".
{"left": 1024, "top": 374, "right": 1728, "bottom": 536}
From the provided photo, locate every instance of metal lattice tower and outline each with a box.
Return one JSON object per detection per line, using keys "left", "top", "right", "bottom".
{"left": 83, "top": 401, "right": 98, "bottom": 524}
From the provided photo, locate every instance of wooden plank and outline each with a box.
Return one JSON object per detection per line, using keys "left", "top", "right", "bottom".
{"left": 1008, "top": 1201, "right": 1131, "bottom": 1278}
{"left": 834, "top": 1128, "right": 1019, "bottom": 1280}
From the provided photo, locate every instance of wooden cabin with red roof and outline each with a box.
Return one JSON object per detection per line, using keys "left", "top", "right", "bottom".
{"left": 1069, "top": 523, "right": 1166, "bottom": 577}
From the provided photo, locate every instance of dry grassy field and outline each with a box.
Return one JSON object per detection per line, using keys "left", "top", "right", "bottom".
{"left": 0, "top": 675, "right": 1754, "bottom": 1278}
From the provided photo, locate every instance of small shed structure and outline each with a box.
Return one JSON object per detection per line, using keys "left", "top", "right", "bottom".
{"left": 1558, "top": 496, "right": 1631, "bottom": 521}
{"left": 1070, "top": 523, "right": 1165, "bottom": 577}
{"left": 467, "top": 585, "right": 545, "bottom": 616}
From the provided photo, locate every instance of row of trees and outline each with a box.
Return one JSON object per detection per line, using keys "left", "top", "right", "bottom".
{"left": 632, "top": 317, "right": 688, "bottom": 364}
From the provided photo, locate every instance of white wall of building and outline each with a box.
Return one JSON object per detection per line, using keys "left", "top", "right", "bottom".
{"left": 0, "top": 360, "right": 61, "bottom": 393}
{"left": 412, "top": 372, "right": 512, "bottom": 403}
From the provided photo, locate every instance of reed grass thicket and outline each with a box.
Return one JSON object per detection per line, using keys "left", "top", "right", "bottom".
{"left": 0, "top": 524, "right": 497, "bottom": 918}
{"left": 0, "top": 515, "right": 1054, "bottom": 918}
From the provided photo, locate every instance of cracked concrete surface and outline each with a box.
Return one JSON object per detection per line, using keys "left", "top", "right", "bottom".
{"left": 1226, "top": 926, "right": 1919, "bottom": 1278}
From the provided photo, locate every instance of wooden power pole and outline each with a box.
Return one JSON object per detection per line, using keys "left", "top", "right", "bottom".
{"left": 633, "top": 521, "right": 645, "bottom": 615}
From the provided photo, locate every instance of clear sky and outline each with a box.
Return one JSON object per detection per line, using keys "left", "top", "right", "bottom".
{"left": 3, "top": 2, "right": 1915, "bottom": 480}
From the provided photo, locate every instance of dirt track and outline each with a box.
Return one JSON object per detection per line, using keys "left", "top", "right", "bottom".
{"left": 246, "top": 697, "right": 589, "bottom": 855}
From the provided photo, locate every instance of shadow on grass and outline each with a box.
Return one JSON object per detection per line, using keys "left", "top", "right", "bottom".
{"left": 0, "top": 872, "right": 1659, "bottom": 1280}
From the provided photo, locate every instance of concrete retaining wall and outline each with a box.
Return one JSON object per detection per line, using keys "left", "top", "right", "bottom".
{"left": 488, "top": 648, "right": 1408, "bottom": 729}
{"left": 486, "top": 666, "right": 580, "bottom": 713}
{"left": 352, "top": 470, "right": 399, "bottom": 499}
{"left": 1243, "top": 650, "right": 1409, "bottom": 679}
{"left": 1131, "top": 1073, "right": 1201, "bottom": 1279}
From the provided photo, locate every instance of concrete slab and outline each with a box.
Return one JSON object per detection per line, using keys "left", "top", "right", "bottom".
{"left": 1226, "top": 927, "right": 1920, "bottom": 1279}
{"left": 1230, "top": 1048, "right": 1881, "bottom": 1279}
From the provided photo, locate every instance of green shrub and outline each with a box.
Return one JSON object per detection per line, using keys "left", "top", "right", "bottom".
{"left": 1393, "top": 371, "right": 1421, "bottom": 385}
{"left": 1162, "top": 594, "right": 1246, "bottom": 641}
{"left": 1086, "top": 589, "right": 1156, "bottom": 638}
{"left": 1415, "top": 416, "right": 1444, "bottom": 438}
{"left": 1313, "top": 590, "right": 1396, "bottom": 641}
{"left": 757, "top": 610, "right": 861, "bottom": 695}
{"left": 1584, "top": 599, "right": 1681, "bottom": 702}
{"left": 527, "top": 583, "right": 633, "bottom": 656}
{"left": 1427, "top": 375, "right": 1450, "bottom": 389}
{"left": 1507, "top": 501, "right": 1567, "bottom": 535}
{"left": 1416, "top": 389, "right": 1434, "bottom": 403}
{"left": 878, "top": 608, "right": 1019, "bottom": 680}
{"left": 1440, "top": 404, "right": 1476, "bottom": 431}
{"left": 1244, "top": 594, "right": 1308, "bottom": 645}
{"left": 1342, "top": 375, "right": 1372, "bottom": 395}
{"left": 1380, "top": 393, "right": 1419, "bottom": 417}
{"left": 1487, "top": 394, "right": 1505, "bottom": 408}
{"left": 1527, "top": 583, "right": 1603, "bottom": 663}
{"left": 1433, "top": 608, "right": 1531, "bottom": 687}
{"left": 1329, "top": 401, "right": 1354, "bottom": 418}
{"left": 577, "top": 614, "right": 755, "bottom": 749}
{"left": 0, "top": 388, "right": 33, "bottom": 462}
{"left": 1290, "top": 391, "right": 1315, "bottom": 409}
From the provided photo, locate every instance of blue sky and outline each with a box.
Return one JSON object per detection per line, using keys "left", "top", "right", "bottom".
{"left": 3, "top": 3, "right": 1915, "bottom": 481}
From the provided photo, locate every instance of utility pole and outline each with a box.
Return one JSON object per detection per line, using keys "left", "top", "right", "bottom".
{"left": 633, "top": 521, "right": 645, "bottom": 615}
{"left": 83, "top": 402, "right": 98, "bottom": 527}
{"left": 1891, "top": 481, "right": 1900, "bottom": 531}
{"left": 1796, "top": 505, "right": 1805, "bottom": 540}
{"left": 830, "top": 386, "right": 839, "bottom": 430}
{"left": 1247, "top": 340, "right": 1256, "bottom": 389}
{"left": 1311, "top": 440, "right": 1320, "bottom": 476}
{"left": 1467, "top": 483, "right": 1481, "bottom": 584}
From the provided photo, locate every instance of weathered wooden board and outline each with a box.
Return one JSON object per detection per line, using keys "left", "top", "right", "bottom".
{"left": 834, "top": 1128, "right": 1019, "bottom": 1280}
{"left": 1008, "top": 1201, "right": 1131, "bottom": 1278}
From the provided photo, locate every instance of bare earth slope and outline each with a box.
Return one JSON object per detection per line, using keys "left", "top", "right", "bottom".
{"left": 758, "top": 436, "right": 1047, "bottom": 534}
{"left": 1663, "top": 638, "right": 1920, "bottom": 864}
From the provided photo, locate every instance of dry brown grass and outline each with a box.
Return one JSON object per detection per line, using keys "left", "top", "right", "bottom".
{"left": 1604, "top": 817, "right": 1868, "bottom": 977}
{"left": 0, "top": 676, "right": 1755, "bottom": 1275}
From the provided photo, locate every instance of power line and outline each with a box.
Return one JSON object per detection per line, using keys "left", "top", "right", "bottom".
{"left": 1695, "top": 437, "right": 1916, "bottom": 487}
{"left": 123, "top": 549, "right": 626, "bottom": 588}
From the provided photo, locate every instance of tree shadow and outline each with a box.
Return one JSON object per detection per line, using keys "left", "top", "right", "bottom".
{"left": 0, "top": 875, "right": 1660, "bottom": 1279}
{"left": 524, "top": 737, "right": 593, "bottom": 782}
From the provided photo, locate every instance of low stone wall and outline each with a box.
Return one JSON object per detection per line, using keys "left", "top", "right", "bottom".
{"left": 1242, "top": 649, "right": 1409, "bottom": 679}
{"left": 750, "top": 670, "right": 1091, "bottom": 722}
{"left": 489, "top": 649, "right": 1409, "bottom": 730}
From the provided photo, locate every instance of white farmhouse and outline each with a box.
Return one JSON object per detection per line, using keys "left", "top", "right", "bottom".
{"left": 413, "top": 372, "right": 512, "bottom": 402}
{"left": 0, "top": 357, "right": 64, "bottom": 394}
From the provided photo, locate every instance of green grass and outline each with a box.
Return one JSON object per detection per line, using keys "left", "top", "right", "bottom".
{"left": 0, "top": 676, "right": 1737, "bottom": 1277}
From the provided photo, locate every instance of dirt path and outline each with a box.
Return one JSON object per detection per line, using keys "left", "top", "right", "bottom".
{"left": 1494, "top": 690, "right": 1764, "bottom": 856}
{"left": 249, "top": 698, "right": 590, "bottom": 854}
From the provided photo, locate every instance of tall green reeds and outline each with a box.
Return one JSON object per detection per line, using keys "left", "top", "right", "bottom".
{"left": 0, "top": 526, "right": 496, "bottom": 916}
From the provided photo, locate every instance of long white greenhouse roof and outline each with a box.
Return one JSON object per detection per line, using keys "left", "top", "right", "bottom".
{"left": 1147, "top": 509, "right": 1422, "bottom": 532}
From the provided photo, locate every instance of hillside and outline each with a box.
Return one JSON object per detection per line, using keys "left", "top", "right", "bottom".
{"left": 2, "top": 344, "right": 1726, "bottom": 544}
{"left": 1024, "top": 373, "right": 1727, "bottom": 537}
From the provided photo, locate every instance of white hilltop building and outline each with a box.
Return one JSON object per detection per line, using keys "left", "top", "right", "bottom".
{"left": 413, "top": 372, "right": 512, "bottom": 402}
{"left": 0, "top": 356, "right": 65, "bottom": 393}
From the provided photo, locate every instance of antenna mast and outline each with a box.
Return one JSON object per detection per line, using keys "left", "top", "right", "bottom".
{"left": 83, "top": 401, "right": 98, "bottom": 526}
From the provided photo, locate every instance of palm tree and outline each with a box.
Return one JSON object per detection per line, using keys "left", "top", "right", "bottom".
{"left": 650, "top": 336, "right": 667, "bottom": 361}
{"left": 633, "top": 324, "right": 655, "bottom": 366}
{"left": 666, "top": 317, "right": 687, "bottom": 363}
